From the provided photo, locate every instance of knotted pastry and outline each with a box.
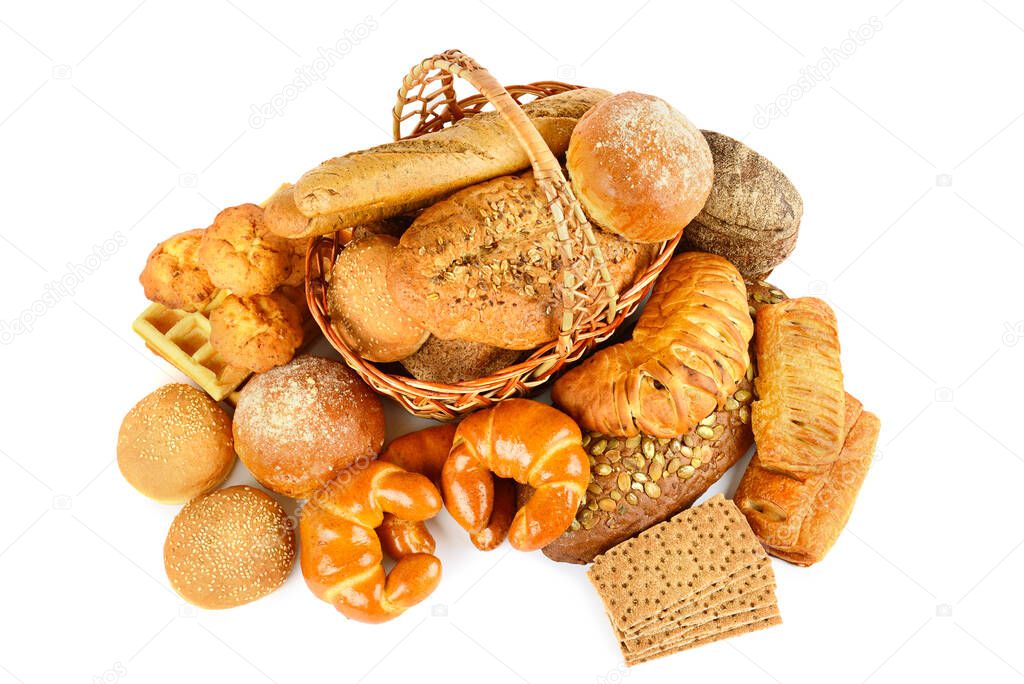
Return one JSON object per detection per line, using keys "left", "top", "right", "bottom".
{"left": 552, "top": 252, "right": 753, "bottom": 438}
{"left": 379, "top": 425, "right": 514, "bottom": 551}
{"left": 442, "top": 399, "right": 589, "bottom": 551}
{"left": 736, "top": 394, "right": 879, "bottom": 565}
{"left": 300, "top": 461, "right": 442, "bottom": 623}
{"left": 752, "top": 297, "right": 845, "bottom": 476}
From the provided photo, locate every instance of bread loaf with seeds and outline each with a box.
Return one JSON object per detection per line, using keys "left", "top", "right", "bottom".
{"left": 532, "top": 282, "right": 787, "bottom": 564}
{"left": 387, "top": 172, "right": 656, "bottom": 350}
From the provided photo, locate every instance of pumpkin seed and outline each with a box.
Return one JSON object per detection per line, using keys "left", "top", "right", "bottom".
{"left": 617, "top": 473, "right": 631, "bottom": 492}
{"left": 626, "top": 492, "right": 639, "bottom": 505}
{"left": 644, "top": 481, "right": 662, "bottom": 498}
{"left": 696, "top": 426, "right": 715, "bottom": 440}
{"left": 666, "top": 457, "right": 682, "bottom": 474}
{"left": 598, "top": 498, "right": 616, "bottom": 512}
{"left": 594, "top": 463, "right": 612, "bottom": 477}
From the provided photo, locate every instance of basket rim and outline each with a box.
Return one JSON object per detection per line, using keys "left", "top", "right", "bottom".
{"left": 305, "top": 54, "right": 681, "bottom": 419}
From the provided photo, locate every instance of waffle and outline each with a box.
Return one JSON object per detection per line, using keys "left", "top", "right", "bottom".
{"left": 132, "top": 290, "right": 252, "bottom": 401}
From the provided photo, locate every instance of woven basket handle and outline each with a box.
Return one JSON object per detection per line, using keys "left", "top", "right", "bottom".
{"left": 393, "top": 50, "right": 617, "bottom": 356}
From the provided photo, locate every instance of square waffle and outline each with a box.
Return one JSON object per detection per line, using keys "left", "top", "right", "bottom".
{"left": 132, "top": 290, "right": 251, "bottom": 401}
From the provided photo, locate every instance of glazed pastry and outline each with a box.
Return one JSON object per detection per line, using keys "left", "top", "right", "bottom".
{"left": 752, "top": 297, "right": 845, "bottom": 476}
{"left": 443, "top": 399, "right": 590, "bottom": 551}
{"left": 300, "top": 461, "right": 442, "bottom": 623}
{"left": 552, "top": 252, "right": 753, "bottom": 438}
{"left": 736, "top": 394, "right": 879, "bottom": 565}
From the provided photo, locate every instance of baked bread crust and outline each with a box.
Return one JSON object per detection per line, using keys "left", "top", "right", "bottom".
{"left": 681, "top": 131, "right": 802, "bottom": 279}
{"left": 233, "top": 356, "right": 385, "bottom": 499}
{"left": 567, "top": 92, "right": 713, "bottom": 243}
{"left": 209, "top": 290, "right": 304, "bottom": 373}
{"left": 292, "top": 88, "right": 612, "bottom": 231}
{"left": 139, "top": 229, "right": 216, "bottom": 312}
{"left": 388, "top": 172, "right": 656, "bottom": 349}
{"left": 736, "top": 394, "right": 879, "bottom": 566}
{"left": 752, "top": 297, "right": 845, "bottom": 476}
{"left": 199, "top": 204, "right": 292, "bottom": 296}
{"left": 552, "top": 252, "right": 753, "bottom": 437}
{"left": 327, "top": 234, "right": 429, "bottom": 362}
{"left": 400, "top": 336, "right": 523, "bottom": 384}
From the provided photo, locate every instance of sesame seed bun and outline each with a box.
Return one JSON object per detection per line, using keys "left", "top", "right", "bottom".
{"left": 117, "top": 384, "right": 235, "bottom": 504}
{"left": 232, "top": 356, "right": 385, "bottom": 498}
{"left": 327, "top": 234, "right": 429, "bottom": 362}
{"left": 567, "top": 92, "right": 714, "bottom": 243}
{"left": 164, "top": 485, "right": 295, "bottom": 609}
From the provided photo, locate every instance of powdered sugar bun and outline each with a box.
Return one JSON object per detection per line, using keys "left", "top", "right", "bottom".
{"left": 232, "top": 356, "right": 385, "bottom": 499}
{"left": 567, "top": 92, "right": 714, "bottom": 243}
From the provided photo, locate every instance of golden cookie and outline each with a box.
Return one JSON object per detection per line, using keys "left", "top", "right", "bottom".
{"left": 209, "top": 291, "right": 303, "bottom": 373}
{"left": 139, "top": 229, "right": 215, "bottom": 311}
{"left": 199, "top": 204, "right": 291, "bottom": 296}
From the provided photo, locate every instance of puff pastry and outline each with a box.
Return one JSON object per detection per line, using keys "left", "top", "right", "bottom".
{"left": 751, "top": 297, "right": 845, "bottom": 476}
{"left": 552, "top": 252, "right": 753, "bottom": 438}
{"left": 736, "top": 394, "right": 879, "bottom": 566}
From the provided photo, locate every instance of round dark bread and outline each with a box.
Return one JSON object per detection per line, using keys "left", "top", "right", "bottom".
{"left": 680, "top": 131, "right": 802, "bottom": 279}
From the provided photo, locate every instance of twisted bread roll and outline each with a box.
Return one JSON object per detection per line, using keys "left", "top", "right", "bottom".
{"left": 442, "top": 399, "right": 589, "bottom": 551}
{"left": 552, "top": 252, "right": 753, "bottom": 438}
{"left": 300, "top": 461, "right": 442, "bottom": 623}
{"left": 379, "top": 425, "right": 514, "bottom": 551}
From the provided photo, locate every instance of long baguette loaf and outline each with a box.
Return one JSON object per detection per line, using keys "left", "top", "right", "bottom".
{"left": 290, "top": 88, "right": 611, "bottom": 234}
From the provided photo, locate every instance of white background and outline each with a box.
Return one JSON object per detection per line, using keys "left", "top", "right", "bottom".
{"left": 1, "top": 1, "right": 1022, "bottom": 682}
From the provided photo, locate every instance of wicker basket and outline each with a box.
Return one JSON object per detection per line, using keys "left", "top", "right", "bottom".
{"left": 307, "top": 50, "right": 681, "bottom": 420}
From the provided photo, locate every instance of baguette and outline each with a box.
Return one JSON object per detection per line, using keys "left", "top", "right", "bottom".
{"left": 290, "top": 88, "right": 611, "bottom": 234}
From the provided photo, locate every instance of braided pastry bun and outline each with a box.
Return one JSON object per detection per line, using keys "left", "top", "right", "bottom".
{"left": 442, "top": 399, "right": 589, "bottom": 551}
{"left": 299, "top": 461, "right": 442, "bottom": 623}
{"left": 552, "top": 252, "right": 753, "bottom": 438}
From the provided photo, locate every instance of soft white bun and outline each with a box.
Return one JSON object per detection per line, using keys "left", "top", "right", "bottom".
{"left": 567, "top": 92, "right": 714, "bottom": 243}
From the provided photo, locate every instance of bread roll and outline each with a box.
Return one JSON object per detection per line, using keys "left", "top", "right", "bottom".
{"left": 567, "top": 92, "right": 713, "bottom": 243}
{"left": 400, "top": 336, "right": 523, "bottom": 384}
{"left": 117, "top": 384, "right": 235, "bottom": 503}
{"left": 164, "top": 485, "right": 295, "bottom": 609}
{"left": 681, "top": 131, "right": 802, "bottom": 279}
{"left": 291, "top": 88, "right": 611, "bottom": 234}
{"left": 232, "top": 356, "right": 385, "bottom": 498}
{"left": 388, "top": 172, "right": 657, "bottom": 349}
{"left": 139, "top": 229, "right": 215, "bottom": 312}
{"left": 327, "top": 234, "right": 429, "bottom": 362}
{"left": 209, "top": 290, "right": 304, "bottom": 373}
{"left": 199, "top": 204, "right": 292, "bottom": 297}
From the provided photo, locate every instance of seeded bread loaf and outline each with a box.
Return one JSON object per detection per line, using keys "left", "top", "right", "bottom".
{"left": 290, "top": 88, "right": 612, "bottom": 234}
{"left": 387, "top": 172, "right": 656, "bottom": 350}
{"left": 400, "top": 336, "right": 523, "bottom": 385}
{"left": 534, "top": 281, "right": 787, "bottom": 564}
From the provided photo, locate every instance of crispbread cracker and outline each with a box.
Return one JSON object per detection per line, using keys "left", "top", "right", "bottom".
{"left": 625, "top": 558, "right": 776, "bottom": 640}
{"left": 625, "top": 614, "right": 782, "bottom": 666}
{"left": 623, "top": 582, "right": 779, "bottom": 655}
{"left": 589, "top": 495, "right": 766, "bottom": 633}
{"left": 616, "top": 558, "right": 766, "bottom": 640}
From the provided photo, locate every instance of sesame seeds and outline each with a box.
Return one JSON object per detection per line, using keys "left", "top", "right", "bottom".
{"left": 164, "top": 485, "right": 295, "bottom": 609}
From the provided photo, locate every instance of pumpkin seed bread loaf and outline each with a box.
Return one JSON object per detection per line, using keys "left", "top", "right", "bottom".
{"left": 387, "top": 171, "right": 656, "bottom": 350}
{"left": 535, "top": 280, "right": 786, "bottom": 564}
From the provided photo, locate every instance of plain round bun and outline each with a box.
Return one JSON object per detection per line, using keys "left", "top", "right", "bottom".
{"left": 117, "top": 384, "right": 235, "bottom": 504}
{"left": 233, "top": 356, "right": 385, "bottom": 498}
{"left": 327, "top": 234, "right": 429, "bottom": 362}
{"left": 164, "top": 485, "right": 295, "bottom": 609}
{"left": 567, "top": 92, "right": 714, "bottom": 243}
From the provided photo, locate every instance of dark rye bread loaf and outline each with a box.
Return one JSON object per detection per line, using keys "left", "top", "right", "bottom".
{"left": 532, "top": 280, "right": 786, "bottom": 564}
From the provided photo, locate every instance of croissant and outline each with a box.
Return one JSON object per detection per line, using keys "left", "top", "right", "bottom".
{"left": 752, "top": 297, "right": 845, "bottom": 476}
{"left": 378, "top": 424, "right": 514, "bottom": 551}
{"left": 442, "top": 399, "right": 590, "bottom": 551}
{"left": 552, "top": 252, "right": 753, "bottom": 438}
{"left": 300, "top": 461, "right": 442, "bottom": 623}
